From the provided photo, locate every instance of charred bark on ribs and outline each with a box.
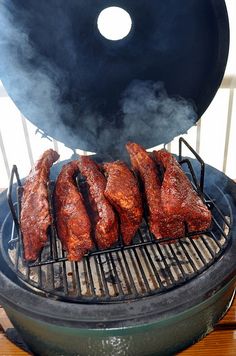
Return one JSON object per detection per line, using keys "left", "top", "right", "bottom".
{"left": 20, "top": 149, "right": 59, "bottom": 261}
{"left": 154, "top": 149, "right": 212, "bottom": 233}
{"left": 126, "top": 143, "right": 184, "bottom": 239}
{"left": 54, "top": 161, "right": 93, "bottom": 261}
{"left": 103, "top": 161, "right": 143, "bottom": 245}
{"left": 78, "top": 156, "right": 118, "bottom": 249}
{"left": 126, "top": 143, "right": 211, "bottom": 240}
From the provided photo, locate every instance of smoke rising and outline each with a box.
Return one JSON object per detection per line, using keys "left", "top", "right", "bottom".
{"left": 0, "top": 1, "right": 81, "bottom": 148}
{"left": 0, "top": 1, "right": 197, "bottom": 159}
{"left": 121, "top": 80, "right": 197, "bottom": 145}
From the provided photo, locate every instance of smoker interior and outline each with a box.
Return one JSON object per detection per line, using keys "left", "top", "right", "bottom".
{"left": 0, "top": 142, "right": 236, "bottom": 356}
{"left": 0, "top": 139, "right": 233, "bottom": 306}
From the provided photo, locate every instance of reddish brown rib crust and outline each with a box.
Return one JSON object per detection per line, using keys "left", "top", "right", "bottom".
{"left": 54, "top": 161, "right": 93, "bottom": 261}
{"left": 78, "top": 156, "right": 118, "bottom": 249}
{"left": 104, "top": 161, "right": 143, "bottom": 245}
{"left": 20, "top": 149, "right": 59, "bottom": 261}
{"left": 154, "top": 150, "right": 212, "bottom": 233}
{"left": 126, "top": 143, "right": 184, "bottom": 239}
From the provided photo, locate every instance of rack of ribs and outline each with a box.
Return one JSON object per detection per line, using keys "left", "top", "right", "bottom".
{"left": 154, "top": 149, "right": 212, "bottom": 233}
{"left": 103, "top": 161, "right": 143, "bottom": 245}
{"left": 78, "top": 156, "right": 118, "bottom": 249}
{"left": 20, "top": 149, "right": 59, "bottom": 261}
{"left": 54, "top": 161, "right": 93, "bottom": 261}
{"left": 126, "top": 143, "right": 184, "bottom": 239}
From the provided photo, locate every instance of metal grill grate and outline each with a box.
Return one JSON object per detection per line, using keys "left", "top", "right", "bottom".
{"left": 2, "top": 138, "right": 233, "bottom": 303}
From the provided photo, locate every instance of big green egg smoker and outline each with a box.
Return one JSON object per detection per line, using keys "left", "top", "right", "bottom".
{"left": 0, "top": 1, "right": 235, "bottom": 355}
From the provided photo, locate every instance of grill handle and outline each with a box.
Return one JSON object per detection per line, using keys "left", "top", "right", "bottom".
{"left": 179, "top": 137, "right": 205, "bottom": 193}
{"left": 7, "top": 165, "right": 21, "bottom": 234}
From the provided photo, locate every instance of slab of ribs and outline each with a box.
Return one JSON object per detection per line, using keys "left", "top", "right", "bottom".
{"left": 20, "top": 149, "right": 59, "bottom": 261}
{"left": 20, "top": 144, "right": 211, "bottom": 262}
{"left": 154, "top": 149, "right": 212, "bottom": 234}
{"left": 54, "top": 161, "right": 94, "bottom": 261}
{"left": 126, "top": 143, "right": 211, "bottom": 239}
{"left": 78, "top": 156, "right": 118, "bottom": 250}
{"left": 104, "top": 161, "right": 143, "bottom": 245}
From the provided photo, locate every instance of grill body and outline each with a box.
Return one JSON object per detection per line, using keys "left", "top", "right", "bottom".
{"left": 2, "top": 280, "right": 235, "bottom": 356}
{"left": 0, "top": 158, "right": 236, "bottom": 355}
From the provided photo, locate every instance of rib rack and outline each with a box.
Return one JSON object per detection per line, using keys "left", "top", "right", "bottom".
{"left": 2, "top": 138, "right": 232, "bottom": 303}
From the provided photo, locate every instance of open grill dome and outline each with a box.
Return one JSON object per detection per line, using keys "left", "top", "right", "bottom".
{"left": 0, "top": 0, "right": 229, "bottom": 154}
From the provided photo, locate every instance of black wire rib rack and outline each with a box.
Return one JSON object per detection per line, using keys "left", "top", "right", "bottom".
{"left": 3, "top": 138, "right": 233, "bottom": 303}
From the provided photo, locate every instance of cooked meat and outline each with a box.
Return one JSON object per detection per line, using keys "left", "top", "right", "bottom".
{"left": 78, "top": 156, "right": 118, "bottom": 249}
{"left": 126, "top": 142, "right": 162, "bottom": 237}
{"left": 54, "top": 161, "right": 93, "bottom": 261}
{"left": 103, "top": 161, "right": 143, "bottom": 245}
{"left": 20, "top": 149, "right": 59, "bottom": 261}
{"left": 154, "top": 149, "right": 212, "bottom": 233}
{"left": 126, "top": 143, "right": 184, "bottom": 239}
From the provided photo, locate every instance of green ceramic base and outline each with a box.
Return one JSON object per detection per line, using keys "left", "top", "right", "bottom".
{"left": 3, "top": 279, "right": 235, "bottom": 356}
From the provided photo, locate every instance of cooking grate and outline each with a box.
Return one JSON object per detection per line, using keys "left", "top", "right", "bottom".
{"left": 2, "top": 138, "right": 233, "bottom": 303}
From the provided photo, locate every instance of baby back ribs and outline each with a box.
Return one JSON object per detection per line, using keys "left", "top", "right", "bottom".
{"left": 103, "top": 161, "right": 143, "bottom": 245}
{"left": 78, "top": 156, "right": 118, "bottom": 249}
{"left": 20, "top": 149, "right": 59, "bottom": 261}
{"left": 154, "top": 150, "right": 211, "bottom": 233}
{"left": 54, "top": 161, "right": 93, "bottom": 261}
{"left": 126, "top": 143, "right": 184, "bottom": 239}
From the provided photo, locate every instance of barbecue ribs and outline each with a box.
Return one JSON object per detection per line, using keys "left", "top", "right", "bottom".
{"left": 126, "top": 143, "right": 184, "bottom": 239}
{"left": 104, "top": 161, "right": 143, "bottom": 245}
{"left": 20, "top": 149, "right": 59, "bottom": 261}
{"left": 154, "top": 149, "right": 212, "bottom": 233}
{"left": 78, "top": 156, "right": 118, "bottom": 249}
{"left": 54, "top": 161, "right": 93, "bottom": 261}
